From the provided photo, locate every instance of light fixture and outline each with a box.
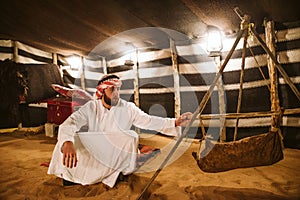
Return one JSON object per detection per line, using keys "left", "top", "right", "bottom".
{"left": 123, "top": 50, "right": 135, "bottom": 66}
{"left": 66, "top": 55, "right": 82, "bottom": 69}
{"left": 206, "top": 26, "right": 223, "bottom": 57}
{"left": 124, "top": 59, "right": 134, "bottom": 66}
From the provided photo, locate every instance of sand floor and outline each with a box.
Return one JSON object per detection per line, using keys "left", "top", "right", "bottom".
{"left": 0, "top": 128, "right": 299, "bottom": 200}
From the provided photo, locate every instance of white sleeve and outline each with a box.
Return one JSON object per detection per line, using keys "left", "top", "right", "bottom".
{"left": 129, "top": 102, "right": 182, "bottom": 137}
{"left": 57, "top": 101, "right": 93, "bottom": 146}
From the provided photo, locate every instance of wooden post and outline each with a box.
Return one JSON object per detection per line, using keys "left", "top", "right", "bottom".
{"left": 234, "top": 29, "right": 248, "bottom": 141}
{"left": 133, "top": 49, "right": 140, "bottom": 108}
{"left": 52, "top": 53, "right": 58, "bottom": 65}
{"left": 13, "top": 40, "right": 22, "bottom": 129}
{"left": 13, "top": 40, "right": 19, "bottom": 63}
{"left": 265, "top": 20, "right": 281, "bottom": 131}
{"left": 102, "top": 57, "right": 108, "bottom": 75}
{"left": 133, "top": 49, "right": 140, "bottom": 134}
{"left": 170, "top": 38, "right": 181, "bottom": 118}
{"left": 214, "top": 56, "right": 226, "bottom": 142}
{"left": 80, "top": 56, "right": 86, "bottom": 90}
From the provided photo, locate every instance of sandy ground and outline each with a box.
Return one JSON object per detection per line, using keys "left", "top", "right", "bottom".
{"left": 0, "top": 127, "right": 299, "bottom": 200}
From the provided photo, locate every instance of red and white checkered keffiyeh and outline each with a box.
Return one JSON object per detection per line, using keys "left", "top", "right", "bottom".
{"left": 94, "top": 75, "right": 122, "bottom": 99}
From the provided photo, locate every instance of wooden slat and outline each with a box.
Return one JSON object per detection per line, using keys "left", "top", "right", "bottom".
{"left": 200, "top": 108, "right": 300, "bottom": 119}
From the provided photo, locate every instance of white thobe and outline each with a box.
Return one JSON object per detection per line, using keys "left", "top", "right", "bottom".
{"left": 47, "top": 99, "right": 181, "bottom": 187}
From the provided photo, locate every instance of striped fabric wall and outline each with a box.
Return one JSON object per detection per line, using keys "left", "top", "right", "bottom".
{"left": 107, "top": 49, "right": 174, "bottom": 108}
{"left": 178, "top": 23, "right": 300, "bottom": 145}
{"left": 105, "top": 23, "right": 300, "bottom": 147}
{"left": 0, "top": 39, "right": 105, "bottom": 94}
{"left": 63, "top": 56, "right": 105, "bottom": 93}
{"left": 0, "top": 40, "right": 13, "bottom": 61}
{"left": 1, "top": 23, "right": 299, "bottom": 147}
{"left": 0, "top": 40, "right": 54, "bottom": 64}
{"left": 104, "top": 49, "right": 175, "bottom": 134}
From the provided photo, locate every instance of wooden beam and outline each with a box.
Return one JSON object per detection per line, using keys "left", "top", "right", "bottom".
{"left": 133, "top": 49, "right": 140, "bottom": 108}
{"left": 133, "top": 49, "right": 140, "bottom": 134}
{"left": 102, "top": 57, "right": 107, "bottom": 75}
{"left": 200, "top": 108, "right": 300, "bottom": 119}
{"left": 52, "top": 53, "right": 58, "bottom": 65}
{"left": 13, "top": 40, "right": 21, "bottom": 129}
{"left": 170, "top": 38, "right": 181, "bottom": 118}
{"left": 214, "top": 56, "right": 226, "bottom": 142}
{"left": 234, "top": 29, "right": 248, "bottom": 141}
{"left": 265, "top": 20, "right": 281, "bottom": 132}
{"left": 13, "top": 40, "right": 19, "bottom": 63}
{"left": 80, "top": 56, "right": 86, "bottom": 90}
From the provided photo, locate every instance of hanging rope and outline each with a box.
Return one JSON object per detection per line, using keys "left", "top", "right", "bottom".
{"left": 246, "top": 23, "right": 271, "bottom": 92}
{"left": 247, "top": 42, "right": 271, "bottom": 92}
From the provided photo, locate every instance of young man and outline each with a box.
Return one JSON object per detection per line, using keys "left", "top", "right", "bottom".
{"left": 48, "top": 74, "right": 191, "bottom": 188}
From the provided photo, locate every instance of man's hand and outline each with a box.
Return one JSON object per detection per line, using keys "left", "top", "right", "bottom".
{"left": 62, "top": 141, "right": 78, "bottom": 168}
{"left": 175, "top": 112, "right": 193, "bottom": 126}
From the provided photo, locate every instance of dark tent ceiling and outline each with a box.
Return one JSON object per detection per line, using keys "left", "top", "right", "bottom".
{"left": 0, "top": 0, "right": 299, "bottom": 58}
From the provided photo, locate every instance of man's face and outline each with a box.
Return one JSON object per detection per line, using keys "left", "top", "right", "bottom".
{"left": 103, "top": 86, "right": 120, "bottom": 106}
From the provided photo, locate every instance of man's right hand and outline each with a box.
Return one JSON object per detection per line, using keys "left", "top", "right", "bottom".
{"left": 62, "top": 141, "right": 78, "bottom": 168}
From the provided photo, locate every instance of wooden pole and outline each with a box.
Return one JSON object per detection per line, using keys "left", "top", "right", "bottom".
{"left": 265, "top": 20, "right": 281, "bottom": 131}
{"left": 136, "top": 28, "right": 245, "bottom": 200}
{"left": 133, "top": 49, "right": 140, "bottom": 108}
{"left": 13, "top": 40, "right": 19, "bottom": 63}
{"left": 102, "top": 57, "right": 108, "bottom": 75}
{"left": 214, "top": 56, "right": 226, "bottom": 142}
{"left": 200, "top": 111, "right": 274, "bottom": 119}
{"left": 170, "top": 38, "right": 181, "bottom": 119}
{"left": 197, "top": 117, "right": 206, "bottom": 162}
{"left": 52, "top": 53, "right": 58, "bottom": 65}
{"left": 199, "top": 108, "right": 300, "bottom": 119}
{"left": 133, "top": 49, "right": 141, "bottom": 134}
{"left": 234, "top": 29, "right": 248, "bottom": 141}
{"left": 13, "top": 40, "right": 22, "bottom": 129}
{"left": 80, "top": 56, "right": 86, "bottom": 90}
{"left": 282, "top": 108, "right": 300, "bottom": 115}
{"left": 250, "top": 25, "right": 300, "bottom": 101}
{"left": 199, "top": 116, "right": 206, "bottom": 137}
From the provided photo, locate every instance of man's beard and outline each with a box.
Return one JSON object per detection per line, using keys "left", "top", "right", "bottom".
{"left": 103, "top": 93, "right": 119, "bottom": 106}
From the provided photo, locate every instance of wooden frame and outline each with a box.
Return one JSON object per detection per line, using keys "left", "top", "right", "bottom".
{"left": 137, "top": 11, "right": 300, "bottom": 199}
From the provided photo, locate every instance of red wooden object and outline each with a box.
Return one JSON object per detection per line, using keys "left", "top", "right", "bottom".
{"left": 47, "top": 97, "right": 81, "bottom": 125}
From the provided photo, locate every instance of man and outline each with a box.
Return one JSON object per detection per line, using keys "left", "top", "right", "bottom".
{"left": 48, "top": 74, "right": 191, "bottom": 188}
